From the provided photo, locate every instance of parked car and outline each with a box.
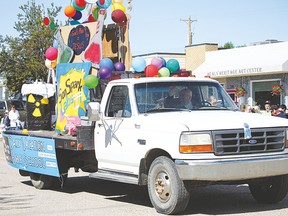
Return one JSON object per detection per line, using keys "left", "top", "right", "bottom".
{"left": 0, "top": 99, "right": 26, "bottom": 122}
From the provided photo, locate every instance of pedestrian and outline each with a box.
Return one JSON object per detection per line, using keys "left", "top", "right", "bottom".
{"left": 271, "top": 104, "right": 287, "bottom": 118}
{"left": 3, "top": 110, "right": 10, "bottom": 127}
{"left": 261, "top": 101, "right": 271, "bottom": 115}
{"left": 280, "top": 104, "right": 288, "bottom": 118}
{"left": 240, "top": 104, "right": 251, "bottom": 112}
{"left": 8, "top": 104, "right": 22, "bottom": 129}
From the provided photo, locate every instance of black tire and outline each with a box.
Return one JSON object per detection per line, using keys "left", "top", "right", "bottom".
{"left": 249, "top": 175, "right": 288, "bottom": 203}
{"left": 29, "top": 172, "right": 59, "bottom": 189}
{"left": 147, "top": 156, "right": 190, "bottom": 215}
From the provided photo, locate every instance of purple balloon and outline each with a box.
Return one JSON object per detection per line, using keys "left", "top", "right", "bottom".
{"left": 114, "top": 62, "right": 126, "bottom": 71}
{"left": 72, "top": 10, "right": 82, "bottom": 21}
{"left": 151, "top": 57, "right": 163, "bottom": 69}
{"left": 99, "top": 66, "right": 112, "bottom": 79}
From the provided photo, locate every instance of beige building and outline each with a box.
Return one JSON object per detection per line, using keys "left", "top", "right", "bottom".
{"left": 189, "top": 41, "right": 288, "bottom": 109}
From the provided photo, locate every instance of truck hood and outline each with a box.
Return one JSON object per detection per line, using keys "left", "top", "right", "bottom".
{"left": 140, "top": 110, "right": 288, "bottom": 131}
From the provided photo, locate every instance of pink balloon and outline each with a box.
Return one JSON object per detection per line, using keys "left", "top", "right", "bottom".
{"left": 45, "top": 47, "right": 58, "bottom": 61}
{"left": 151, "top": 57, "right": 163, "bottom": 69}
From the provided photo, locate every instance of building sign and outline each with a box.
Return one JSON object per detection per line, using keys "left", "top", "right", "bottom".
{"left": 55, "top": 62, "right": 91, "bottom": 133}
{"left": 208, "top": 67, "right": 262, "bottom": 77}
{"left": 2, "top": 133, "right": 59, "bottom": 177}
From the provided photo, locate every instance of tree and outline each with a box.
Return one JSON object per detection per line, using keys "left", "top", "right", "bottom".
{"left": 223, "top": 42, "right": 235, "bottom": 49}
{"left": 0, "top": 0, "right": 61, "bottom": 98}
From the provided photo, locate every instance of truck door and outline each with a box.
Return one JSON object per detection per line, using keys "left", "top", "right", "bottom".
{"left": 95, "top": 85, "right": 140, "bottom": 175}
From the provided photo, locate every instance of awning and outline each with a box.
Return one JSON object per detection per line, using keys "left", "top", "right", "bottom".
{"left": 193, "top": 41, "right": 288, "bottom": 78}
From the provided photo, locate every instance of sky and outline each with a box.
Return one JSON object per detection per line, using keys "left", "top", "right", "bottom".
{"left": 0, "top": 0, "right": 288, "bottom": 56}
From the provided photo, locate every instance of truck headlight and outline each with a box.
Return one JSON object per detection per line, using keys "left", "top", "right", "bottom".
{"left": 179, "top": 132, "right": 213, "bottom": 153}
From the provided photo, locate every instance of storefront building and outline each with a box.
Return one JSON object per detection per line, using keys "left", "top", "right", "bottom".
{"left": 189, "top": 41, "right": 288, "bottom": 110}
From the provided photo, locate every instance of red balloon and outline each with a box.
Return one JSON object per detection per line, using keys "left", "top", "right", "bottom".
{"left": 75, "top": 0, "right": 87, "bottom": 8}
{"left": 43, "top": 17, "right": 50, "bottom": 25}
{"left": 99, "top": 0, "right": 105, "bottom": 4}
{"left": 88, "top": 14, "right": 96, "bottom": 22}
{"left": 144, "top": 65, "right": 158, "bottom": 77}
{"left": 111, "top": 9, "right": 127, "bottom": 24}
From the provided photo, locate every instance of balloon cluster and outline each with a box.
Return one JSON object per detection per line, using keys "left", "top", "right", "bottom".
{"left": 132, "top": 57, "right": 181, "bottom": 77}
{"left": 84, "top": 58, "right": 126, "bottom": 89}
{"left": 63, "top": 0, "right": 128, "bottom": 26}
{"left": 45, "top": 47, "right": 58, "bottom": 69}
{"left": 42, "top": 17, "right": 55, "bottom": 30}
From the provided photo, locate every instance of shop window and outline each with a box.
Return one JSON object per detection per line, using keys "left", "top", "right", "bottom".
{"left": 252, "top": 80, "right": 281, "bottom": 110}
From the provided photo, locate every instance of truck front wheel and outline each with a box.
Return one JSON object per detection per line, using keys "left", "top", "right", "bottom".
{"left": 147, "top": 156, "right": 190, "bottom": 215}
{"left": 29, "top": 173, "right": 59, "bottom": 189}
{"left": 249, "top": 175, "right": 288, "bottom": 203}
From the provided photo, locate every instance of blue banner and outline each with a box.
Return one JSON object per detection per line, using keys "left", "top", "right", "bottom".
{"left": 2, "top": 134, "right": 59, "bottom": 177}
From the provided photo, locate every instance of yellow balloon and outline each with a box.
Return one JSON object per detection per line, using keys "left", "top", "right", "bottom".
{"left": 111, "top": 2, "right": 126, "bottom": 13}
{"left": 112, "top": 0, "right": 124, "bottom": 3}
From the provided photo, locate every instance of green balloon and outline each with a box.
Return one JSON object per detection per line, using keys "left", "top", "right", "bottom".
{"left": 92, "top": 7, "right": 100, "bottom": 20}
{"left": 49, "top": 21, "right": 55, "bottom": 30}
{"left": 158, "top": 67, "right": 170, "bottom": 77}
{"left": 166, "top": 59, "right": 180, "bottom": 73}
{"left": 84, "top": 75, "right": 99, "bottom": 89}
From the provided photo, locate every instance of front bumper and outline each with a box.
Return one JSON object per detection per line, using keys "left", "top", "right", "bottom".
{"left": 175, "top": 153, "right": 288, "bottom": 181}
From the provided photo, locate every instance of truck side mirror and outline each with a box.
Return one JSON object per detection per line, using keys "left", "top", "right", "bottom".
{"left": 87, "top": 102, "right": 101, "bottom": 121}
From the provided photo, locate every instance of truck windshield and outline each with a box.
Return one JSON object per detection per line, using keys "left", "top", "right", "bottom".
{"left": 134, "top": 81, "right": 238, "bottom": 114}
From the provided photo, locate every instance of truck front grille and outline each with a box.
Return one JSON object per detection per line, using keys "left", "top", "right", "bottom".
{"left": 213, "top": 128, "right": 286, "bottom": 156}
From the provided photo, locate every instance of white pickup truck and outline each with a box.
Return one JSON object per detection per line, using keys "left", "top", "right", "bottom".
{"left": 3, "top": 76, "right": 288, "bottom": 215}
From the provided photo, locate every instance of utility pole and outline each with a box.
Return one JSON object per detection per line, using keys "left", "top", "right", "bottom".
{"left": 180, "top": 16, "right": 197, "bottom": 46}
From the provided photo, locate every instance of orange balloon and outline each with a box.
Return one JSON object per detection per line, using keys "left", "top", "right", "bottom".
{"left": 64, "top": 6, "right": 76, "bottom": 18}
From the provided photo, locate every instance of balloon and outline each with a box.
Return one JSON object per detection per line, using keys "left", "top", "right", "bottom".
{"left": 73, "top": 0, "right": 86, "bottom": 11}
{"left": 45, "top": 47, "right": 58, "bottom": 61}
{"left": 99, "top": 0, "right": 105, "bottom": 4}
{"left": 151, "top": 57, "right": 163, "bottom": 69}
{"left": 92, "top": 6, "right": 100, "bottom": 20}
{"left": 43, "top": 17, "right": 50, "bottom": 25}
{"left": 98, "top": 0, "right": 112, "bottom": 9}
{"left": 158, "top": 67, "right": 170, "bottom": 77}
{"left": 132, "top": 57, "right": 146, "bottom": 72}
{"left": 84, "top": 75, "right": 99, "bottom": 89}
{"left": 161, "top": 57, "right": 166, "bottom": 67}
{"left": 70, "top": 20, "right": 81, "bottom": 25}
{"left": 45, "top": 59, "right": 57, "bottom": 69}
{"left": 144, "top": 64, "right": 158, "bottom": 77}
{"left": 112, "top": 0, "right": 123, "bottom": 3}
{"left": 166, "top": 59, "right": 180, "bottom": 73}
{"left": 99, "top": 67, "right": 112, "bottom": 79}
{"left": 72, "top": 10, "right": 82, "bottom": 20}
{"left": 76, "top": 0, "right": 87, "bottom": 7}
{"left": 111, "top": 2, "right": 126, "bottom": 12}
{"left": 88, "top": 14, "right": 96, "bottom": 22}
{"left": 100, "top": 58, "right": 114, "bottom": 71}
{"left": 114, "top": 62, "right": 125, "bottom": 71}
{"left": 64, "top": 6, "right": 77, "bottom": 18}
{"left": 52, "top": 39, "right": 58, "bottom": 49}
{"left": 111, "top": 9, "right": 127, "bottom": 23}
{"left": 49, "top": 21, "right": 55, "bottom": 30}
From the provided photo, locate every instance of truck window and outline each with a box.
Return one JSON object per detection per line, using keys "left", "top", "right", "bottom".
{"left": 105, "top": 86, "right": 131, "bottom": 117}
{"left": 135, "top": 81, "right": 237, "bottom": 113}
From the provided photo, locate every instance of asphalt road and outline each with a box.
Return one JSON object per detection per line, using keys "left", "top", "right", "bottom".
{"left": 1, "top": 139, "right": 288, "bottom": 216}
